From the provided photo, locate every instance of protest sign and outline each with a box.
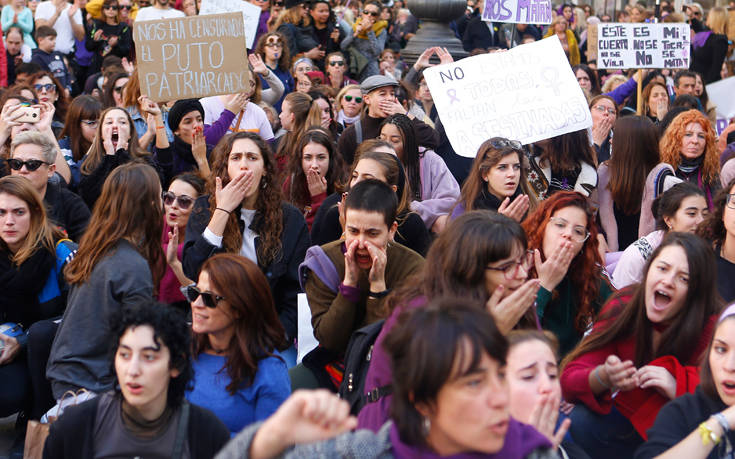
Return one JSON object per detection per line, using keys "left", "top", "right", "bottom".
{"left": 707, "top": 76, "right": 735, "bottom": 122}
{"left": 596, "top": 23, "right": 689, "bottom": 69}
{"left": 423, "top": 36, "right": 591, "bottom": 158}
{"left": 482, "top": 0, "right": 552, "bottom": 24}
{"left": 134, "top": 13, "right": 250, "bottom": 102}
{"left": 199, "top": 0, "right": 260, "bottom": 49}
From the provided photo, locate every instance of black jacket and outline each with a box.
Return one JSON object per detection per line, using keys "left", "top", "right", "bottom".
{"left": 44, "top": 179, "right": 91, "bottom": 243}
{"left": 43, "top": 395, "right": 230, "bottom": 459}
{"left": 462, "top": 16, "right": 508, "bottom": 52}
{"left": 183, "top": 198, "right": 310, "bottom": 341}
{"left": 691, "top": 31, "right": 729, "bottom": 84}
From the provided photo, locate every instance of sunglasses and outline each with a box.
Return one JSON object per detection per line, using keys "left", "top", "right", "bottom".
{"left": 363, "top": 9, "right": 379, "bottom": 16}
{"left": 180, "top": 284, "right": 224, "bottom": 308}
{"left": 81, "top": 119, "right": 99, "bottom": 128}
{"left": 34, "top": 83, "right": 55, "bottom": 93}
{"left": 329, "top": 60, "right": 345, "bottom": 66}
{"left": 6, "top": 158, "right": 50, "bottom": 171}
{"left": 343, "top": 95, "right": 362, "bottom": 103}
{"left": 119, "top": 5, "right": 132, "bottom": 9}
{"left": 487, "top": 137, "right": 522, "bottom": 150}
{"left": 162, "top": 191, "right": 194, "bottom": 209}
{"left": 104, "top": 4, "right": 119, "bottom": 9}
{"left": 273, "top": 0, "right": 283, "bottom": 5}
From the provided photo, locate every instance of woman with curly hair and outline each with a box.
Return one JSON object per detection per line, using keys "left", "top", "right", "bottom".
{"left": 561, "top": 233, "right": 721, "bottom": 459}
{"left": 657, "top": 109, "right": 721, "bottom": 208}
{"left": 254, "top": 32, "right": 293, "bottom": 112}
{"left": 452, "top": 137, "right": 537, "bottom": 222}
{"left": 522, "top": 191, "right": 614, "bottom": 357}
{"left": 182, "top": 132, "right": 310, "bottom": 360}
{"left": 697, "top": 178, "right": 735, "bottom": 303}
{"left": 282, "top": 127, "right": 345, "bottom": 230}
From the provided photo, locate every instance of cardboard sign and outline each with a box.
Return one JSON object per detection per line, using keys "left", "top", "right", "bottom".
{"left": 134, "top": 13, "right": 251, "bottom": 102}
{"left": 199, "top": 0, "right": 260, "bottom": 49}
{"left": 482, "top": 0, "right": 552, "bottom": 24}
{"left": 596, "top": 23, "right": 690, "bottom": 69}
{"left": 707, "top": 76, "right": 735, "bottom": 122}
{"left": 424, "top": 36, "right": 592, "bottom": 158}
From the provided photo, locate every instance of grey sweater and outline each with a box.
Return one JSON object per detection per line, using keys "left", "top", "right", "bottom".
{"left": 46, "top": 239, "right": 153, "bottom": 399}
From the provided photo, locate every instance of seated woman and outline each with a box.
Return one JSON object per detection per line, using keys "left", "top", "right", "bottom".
{"left": 182, "top": 132, "right": 310, "bottom": 362}
{"left": 0, "top": 176, "right": 76, "bottom": 421}
{"left": 219, "top": 299, "right": 557, "bottom": 459}
{"left": 31, "top": 71, "right": 68, "bottom": 137}
{"left": 273, "top": 92, "right": 322, "bottom": 172}
{"left": 561, "top": 233, "right": 721, "bottom": 459}
{"left": 635, "top": 302, "right": 735, "bottom": 459}
{"left": 507, "top": 330, "right": 589, "bottom": 459}
{"left": 612, "top": 182, "right": 707, "bottom": 289}
{"left": 452, "top": 137, "right": 536, "bottom": 222}
{"left": 697, "top": 179, "right": 735, "bottom": 303}
{"left": 282, "top": 127, "right": 346, "bottom": 230}
{"left": 184, "top": 253, "right": 290, "bottom": 436}
{"left": 357, "top": 210, "right": 540, "bottom": 431}
{"left": 160, "top": 172, "right": 205, "bottom": 310}
{"left": 309, "top": 139, "right": 431, "bottom": 256}
{"left": 58, "top": 95, "right": 102, "bottom": 191}
{"left": 78, "top": 107, "right": 150, "bottom": 209}
{"left": 379, "top": 114, "right": 460, "bottom": 233}
{"left": 44, "top": 302, "right": 231, "bottom": 457}
{"left": 522, "top": 191, "right": 614, "bottom": 356}
{"left": 334, "top": 84, "right": 363, "bottom": 129}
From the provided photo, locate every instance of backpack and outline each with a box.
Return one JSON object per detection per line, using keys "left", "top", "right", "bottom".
{"left": 338, "top": 319, "right": 392, "bottom": 415}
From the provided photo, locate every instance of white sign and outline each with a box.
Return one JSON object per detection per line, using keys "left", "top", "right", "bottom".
{"left": 199, "top": 0, "right": 261, "bottom": 49}
{"left": 597, "top": 23, "right": 689, "bottom": 69}
{"left": 707, "top": 76, "right": 735, "bottom": 121}
{"left": 482, "top": 0, "right": 552, "bottom": 24}
{"left": 424, "top": 36, "right": 592, "bottom": 158}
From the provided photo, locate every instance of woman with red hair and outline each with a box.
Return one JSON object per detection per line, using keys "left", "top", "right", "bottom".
{"left": 657, "top": 109, "right": 721, "bottom": 209}
{"left": 522, "top": 191, "right": 614, "bottom": 357}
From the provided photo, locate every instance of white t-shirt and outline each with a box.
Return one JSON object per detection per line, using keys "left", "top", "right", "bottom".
{"left": 34, "top": 1, "right": 82, "bottom": 55}
{"left": 134, "top": 6, "right": 184, "bottom": 21}
{"left": 202, "top": 208, "right": 257, "bottom": 263}
{"left": 200, "top": 97, "right": 274, "bottom": 141}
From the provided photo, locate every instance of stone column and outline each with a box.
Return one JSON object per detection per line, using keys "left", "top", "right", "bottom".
{"left": 402, "top": 0, "right": 469, "bottom": 66}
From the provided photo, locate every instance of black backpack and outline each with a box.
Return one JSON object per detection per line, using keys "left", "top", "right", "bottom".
{"left": 337, "top": 319, "right": 392, "bottom": 415}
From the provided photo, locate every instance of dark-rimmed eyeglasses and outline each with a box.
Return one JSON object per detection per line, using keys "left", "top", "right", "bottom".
{"left": 592, "top": 105, "right": 616, "bottom": 115}
{"left": 486, "top": 250, "right": 533, "bottom": 280}
{"left": 181, "top": 284, "right": 225, "bottom": 308}
{"left": 343, "top": 95, "right": 362, "bottom": 103}
{"left": 34, "top": 83, "right": 55, "bottom": 93}
{"left": 104, "top": 4, "right": 119, "bottom": 10}
{"left": 6, "top": 158, "right": 50, "bottom": 171}
{"left": 162, "top": 191, "right": 194, "bottom": 210}
{"left": 549, "top": 216, "right": 590, "bottom": 243}
{"left": 487, "top": 137, "right": 522, "bottom": 150}
{"left": 265, "top": 40, "right": 282, "bottom": 48}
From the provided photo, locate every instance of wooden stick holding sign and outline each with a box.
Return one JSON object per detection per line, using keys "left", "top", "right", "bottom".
{"left": 134, "top": 12, "right": 251, "bottom": 102}
{"left": 637, "top": 69, "right": 643, "bottom": 115}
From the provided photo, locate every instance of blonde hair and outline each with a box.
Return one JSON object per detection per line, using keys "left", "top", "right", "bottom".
{"left": 707, "top": 7, "right": 728, "bottom": 35}
{"left": 601, "top": 75, "right": 627, "bottom": 93}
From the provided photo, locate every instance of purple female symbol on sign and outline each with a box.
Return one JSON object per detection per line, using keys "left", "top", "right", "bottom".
{"left": 447, "top": 88, "right": 460, "bottom": 104}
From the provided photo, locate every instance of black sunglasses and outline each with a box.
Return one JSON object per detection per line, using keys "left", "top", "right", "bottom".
{"left": 162, "top": 191, "right": 194, "bottom": 209}
{"left": 181, "top": 284, "right": 224, "bottom": 308}
{"left": 363, "top": 9, "right": 379, "bottom": 16}
{"left": 104, "top": 5, "right": 119, "bottom": 10}
{"left": 6, "top": 158, "right": 50, "bottom": 171}
{"left": 343, "top": 95, "right": 362, "bottom": 103}
{"left": 120, "top": 5, "right": 132, "bottom": 9}
{"left": 329, "top": 60, "right": 345, "bottom": 66}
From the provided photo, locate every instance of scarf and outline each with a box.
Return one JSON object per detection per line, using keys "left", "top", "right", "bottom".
{"left": 352, "top": 17, "right": 388, "bottom": 39}
{"left": 0, "top": 246, "right": 55, "bottom": 326}
{"left": 678, "top": 155, "right": 704, "bottom": 174}
{"left": 336, "top": 110, "right": 361, "bottom": 127}
{"left": 472, "top": 186, "right": 522, "bottom": 212}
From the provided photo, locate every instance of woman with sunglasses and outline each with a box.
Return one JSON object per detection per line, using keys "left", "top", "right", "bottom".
{"left": 0, "top": 175, "right": 76, "bottom": 422}
{"left": 697, "top": 179, "right": 735, "bottom": 304}
{"left": 452, "top": 137, "right": 536, "bottom": 222}
{"left": 561, "top": 233, "right": 721, "bottom": 459}
{"left": 85, "top": 0, "right": 132, "bottom": 76}
{"left": 334, "top": 84, "right": 362, "bottom": 129}
{"left": 325, "top": 52, "right": 357, "bottom": 90}
{"left": 101, "top": 71, "right": 129, "bottom": 109}
{"left": 58, "top": 95, "right": 102, "bottom": 192}
{"left": 522, "top": 191, "right": 614, "bottom": 357}
{"left": 254, "top": 32, "right": 293, "bottom": 112}
{"left": 183, "top": 253, "right": 290, "bottom": 435}
{"left": 341, "top": 0, "right": 387, "bottom": 80}
{"left": 182, "top": 132, "right": 310, "bottom": 365}
{"left": 160, "top": 172, "right": 204, "bottom": 310}
{"left": 31, "top": 71, "right": 68, "bottom": 137}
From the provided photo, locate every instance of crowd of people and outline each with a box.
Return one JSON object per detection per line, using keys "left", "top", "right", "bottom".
{"left": 2, "top": 0, "right": 735, "bottom": 457}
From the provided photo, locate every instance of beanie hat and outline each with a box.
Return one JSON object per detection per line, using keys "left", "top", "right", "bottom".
{"left": 168, "top": 99, "right": 204, "bottom": 133}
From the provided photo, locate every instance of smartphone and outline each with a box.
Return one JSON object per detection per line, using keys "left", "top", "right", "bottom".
{"left": 16, "top": 104, "right": 40, "bottom": 123}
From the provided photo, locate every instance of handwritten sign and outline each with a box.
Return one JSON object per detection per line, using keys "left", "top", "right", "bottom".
{"left": 424, "top": 36, "right": 591, "bottom": 158}
{"left": 199, "top": 0, "right": 260, "bottom": 49}
{"left": 134, "top": 13, "right": 250, "bottom": 102}
{"left": 597, "top": 23, "right": 689, "bottom": 69}
{"left": 482, "top": 0, "right": 552, "bottom": 24}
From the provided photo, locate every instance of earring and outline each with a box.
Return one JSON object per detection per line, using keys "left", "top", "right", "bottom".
{"left": 423, "top": 417, "right": 431, "bottom": 436}
{"left": 261, "top": 178, "right": 267, "bottom": 189}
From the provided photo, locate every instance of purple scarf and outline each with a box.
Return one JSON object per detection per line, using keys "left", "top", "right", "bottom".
{"left": 388, "top": 418, "right": 552, "bottom": 459}
{"left": 693, "top": 31, "right": 712, "bottom": 49}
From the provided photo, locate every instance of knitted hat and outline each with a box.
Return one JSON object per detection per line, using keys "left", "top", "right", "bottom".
{"left": 168, "top": 99, "right": 204, "bottom": 133}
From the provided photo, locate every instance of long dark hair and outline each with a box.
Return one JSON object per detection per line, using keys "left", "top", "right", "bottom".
{"left": 60, "top": 95, "right": 102, "bottom": 162}
{"left": 195, "top": 254, "right": 286, "bottom": 394}
{"left": 572, "top": 64, "right": 601, "bottom": 96}
{"left": 697, "top": 178, "right": 735, "bottom": 245}
{"left": 381, "top": 114, "right": 421, "bottom": 201}
{"left": 205, "top": 132, "right": 283, "bottom": 267}
{"left": 562, "top": 232, "right": 721, "bottom": 369}
{"left": 607, "top": 116, "right": 660, "bottom": 214}
{"left": 535, "top": 129, "right": 597, "bottom": 171}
